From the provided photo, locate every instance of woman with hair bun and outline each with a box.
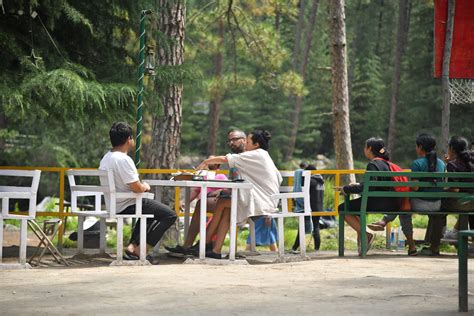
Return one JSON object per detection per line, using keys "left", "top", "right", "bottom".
{"left": 425, "top": 136, "right": 474, "bottom": 255}
{"left": 338, "top": 137, "right": 401, "bottom": 255}
{"left": 195, "top": 129, "right": 282, "bottom": 259}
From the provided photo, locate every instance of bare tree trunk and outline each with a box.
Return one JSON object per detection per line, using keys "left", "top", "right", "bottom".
{"left": 0, "top": 113, "right": 6, "bottom": 163}
{"left": 150, "top": 0, "right": 186, "bottom": 176}
{"left": 387, "top": 0, "right": 411, "bottom": 159}
{"left": 329, "top": 0, "right": 355, "bottom": 185}
{"left": 347, "top": 0, "right": 362, "bottom": 99}
{"left": 207, "top": 18, "right": 224, "bottom": 156}
{"left": 440, "top": 0, "right": 455, "bottom": 154}
{"left": 275, "top": 1, "right": 280, "bottom": 32}
{"left": 292, "top": 0, "right": 307, "bottom": 71}
{"left": 374, "top": 0, "right": 385, "bottom": 55}
{"left": 285, "top": 0, "right": 320, "bottom": 161}
{"left": 284, "top": 0, "right": 306, "bottom": 162}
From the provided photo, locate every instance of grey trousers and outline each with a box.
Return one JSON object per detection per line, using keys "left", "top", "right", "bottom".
{"left": 383, "top": 198, "right": 441, "bottom": 237}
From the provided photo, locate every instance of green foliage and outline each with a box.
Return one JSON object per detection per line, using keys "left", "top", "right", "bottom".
{"left": 2, "top": 0, "right": 472, "bottom": 196}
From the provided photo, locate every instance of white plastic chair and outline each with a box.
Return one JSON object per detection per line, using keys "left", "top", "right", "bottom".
{"left": 0, "top": 169, "right": 41, "bottom": 269}
{"left": 249, "top": 170, "right": 312, "bottom": 260}
{"left": 67, "top": 169, "right": 154, "bottom": 265}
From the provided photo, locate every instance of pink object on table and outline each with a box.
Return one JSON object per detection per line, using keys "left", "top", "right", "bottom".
{"left": 193, "top": 173, "right": 228, "bottom": 195}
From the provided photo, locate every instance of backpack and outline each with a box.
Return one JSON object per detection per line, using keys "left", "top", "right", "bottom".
{"left": 293, "top": 173, "right": 324, "bottom": 213}
{"left": 373, "top": 157, "right": 410, "bottom": 192}
{"left": 309, "top": 174, "right": 324, "bottom": 213}
{"left": 373, "top": 158, "right": 411, "bottom": 210}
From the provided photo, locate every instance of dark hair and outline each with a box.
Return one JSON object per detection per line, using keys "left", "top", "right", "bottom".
{"left": 109, "top": 122, "right": 133, "bottom": 147}
{"left": 416, "top": 133, "right": 438, "bottom": 172}
{"left": 249, "top": 129, "right": 271, "bottom": 151}
{"left": 365, "top": 137, "right": 390, "bottom": 160}
{"left": 449, "top": 136, "right": 474, "bottom": 171}
{"left": 208, "top": 164, "right": 220, "bottom": 171}
{"left": 227, "top": 129, "right": 246, "bottom": 137}
{"left": 304, "top": 164, "right": 317, "bottom": 170}
{"left": 299, "top": 162, "right": 309, "bottom": 169}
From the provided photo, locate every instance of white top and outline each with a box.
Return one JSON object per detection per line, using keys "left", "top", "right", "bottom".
{"left": 226, "top": 148, "right": 282, "bottom": 224}
{"left": 99, "top": 151, "right": 139, "bottom": 213}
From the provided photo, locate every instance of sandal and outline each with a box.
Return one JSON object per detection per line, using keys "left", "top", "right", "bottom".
{"left": 408, "top": 249, "right": 418, "bottom": 256}
{"left": 367, "top": 233, "right": 375, "bottom": 253}
{"left": 123, "top": 249, "right": 139, "bottom": 260}
{"left": 368, "top": 221, "right": 386, "bottom": 232}
{"left": 358, "top": 233, "right": 375, "bottom": 255}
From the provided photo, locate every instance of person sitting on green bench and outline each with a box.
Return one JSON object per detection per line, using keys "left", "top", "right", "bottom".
{"left": 424, "top": 136, "right": 474, "bottom": 255}
{"left": 338, "top": 137, "right": 401, "bottom": 255}
{"left": 368, "top": 133, "right": 446, "bottom": 255}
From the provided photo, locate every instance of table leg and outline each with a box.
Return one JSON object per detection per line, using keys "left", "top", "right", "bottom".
{"left": 459, "top": 232, "right": 468, "bottom": 312}
{"left": 229, "top": 188, "right": 238, "bottom": 261}
{"left": 199, "top": 185, "right": 207, "bottom": 260}
{"left": 19, "top": 219, "right": 27, "bottom": 265}
{"left": 0, "top": 217, "right": 3, "bottom": 263}
{"left": 184, "top": 187, "right": 191, "bottom": 241}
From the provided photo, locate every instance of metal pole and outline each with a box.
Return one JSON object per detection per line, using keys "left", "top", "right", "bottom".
{"left": 135, "top": 10, "right": 152, "bottom": 167}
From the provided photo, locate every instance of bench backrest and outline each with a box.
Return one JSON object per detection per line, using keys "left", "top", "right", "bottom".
{"left": 66, "top": 169, "right": 118, "bottom": 216}
{"left": 277, "top": 170, "right": 312, "bottom": 214}
{"left": 362, "top": 171, "right": 474, "bottom": 200}
{"left": 0, "top": 169, "right": 41, "bottom": 218}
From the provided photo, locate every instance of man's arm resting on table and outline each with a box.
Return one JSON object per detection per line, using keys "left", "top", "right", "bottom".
{"left": 128, "top": 181, "right": 151, "bottom": 193}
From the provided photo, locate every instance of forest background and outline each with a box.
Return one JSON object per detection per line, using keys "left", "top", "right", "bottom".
{"left": 1, "top": 0, "right": 473, "bottom": 184}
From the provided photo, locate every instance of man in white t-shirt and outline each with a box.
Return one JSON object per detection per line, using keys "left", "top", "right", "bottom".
{"left": 100, "top": 122, "right": 177, "bottom": 261}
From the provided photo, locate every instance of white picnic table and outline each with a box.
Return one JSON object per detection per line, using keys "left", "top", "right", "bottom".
{"left": 144, "top": 179, "right": 252, "bottom": 261}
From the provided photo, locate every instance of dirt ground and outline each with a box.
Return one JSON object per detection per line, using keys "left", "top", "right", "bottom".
{"left": 2, "top": 226, "right": 474, "bottom": 315}
{"left": 1, "top": 246, "right": 473, "bottom": 315}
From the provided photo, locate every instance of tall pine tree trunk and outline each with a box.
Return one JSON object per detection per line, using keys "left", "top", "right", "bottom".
{"left": 207, "top": 18, "right": 224, "bottom": 156}
{"left": 329, "top": 0, "right": 355, "bottom": 184}
{"left": 275, "top": 1, "right": 280, "bottom": 32}
{"left": 285, "top": 0, "right": 319, "bottom": 161}
{"left": 150, "top": 0, "right": 186, "bottom": 176}
{"left": 387, "top": 0, "right": 411, "bottom": 159}
{"left": 347, "top": 0, "right": 362, "bottom": 100}
{"left": 441, "top": 0, "right": 455, "bottom": 154}
{"left": 0, "top": 113, "right": 6, "bottom": 163}
{"left": 284, "top": 0, "right": 306, "bottom": 162}
{"left": 374, "top": 0, "right": 385, "bottom": 55}
{"left": 292, "top": 0, "right": 307, "bottom": 71}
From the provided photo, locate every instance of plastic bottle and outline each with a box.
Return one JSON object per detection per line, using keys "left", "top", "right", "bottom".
{"left": 397, "top": 227, "right": 406, "bottom": 250}
{"left": 390, "top": 227, "right": 399, "bottom": 251}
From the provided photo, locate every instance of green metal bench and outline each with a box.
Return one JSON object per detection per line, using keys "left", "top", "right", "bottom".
{"left": 458, "top": 229, "right": 474, "bottom": 312}
{"left": 338, "top": 171, "right": 474, "bottom": 257}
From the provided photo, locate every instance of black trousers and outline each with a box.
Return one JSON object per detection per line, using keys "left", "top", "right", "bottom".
{"left": 292, "top": 216, "right": 321, "bottom": 251}
{"left": 120, "top": 198, "right": 177, "bottom": 246}
{"left": 426, "top": 198, "right": 474, "bottom": 249}
{"left": 338, "top": 197, "right": 401, "bottom": 213}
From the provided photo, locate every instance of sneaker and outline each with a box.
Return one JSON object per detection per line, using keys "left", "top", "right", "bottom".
{"left": 190, "top": 241, "right": 214, "bottom": 251}
{"left": 205, "top": 250, "right": 222, "bottom": 259}
{"left": 165, "top": 245, "right": 188, "bottom": 255}
{"left": 443, "top": 229, "right": 458, "bottom": 241}
{"left": 417, "top": 246, "right": 440, "bottom": 256}
{"left": 146, "top": 255, "right": 157, "bottom": 264}
{"left": 189, "top": 242, "right": 213, "bottom": 256}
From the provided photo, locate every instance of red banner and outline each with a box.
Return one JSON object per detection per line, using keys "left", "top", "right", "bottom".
{"left": 434, "top": 0, "right": 474, "bottom": 78}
